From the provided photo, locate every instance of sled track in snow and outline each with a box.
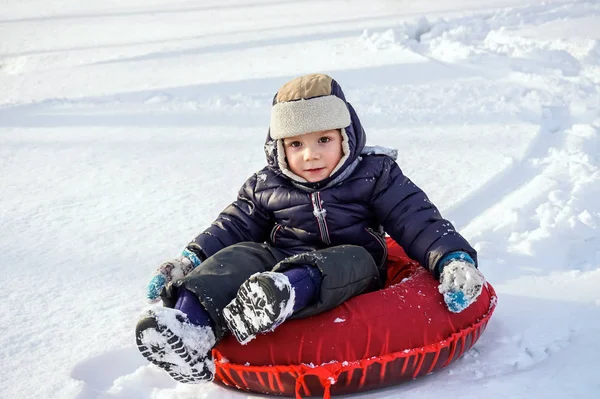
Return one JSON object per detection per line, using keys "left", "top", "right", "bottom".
{"left": 446, "top": 106, "right": 572, "bottom": 231}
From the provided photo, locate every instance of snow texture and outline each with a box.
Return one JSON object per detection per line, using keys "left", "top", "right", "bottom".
{"left": 361, "top": 145, "right": 399, "bottom": 160}
{"left": 1, "top": 0, "right": 600, "bottom": 398}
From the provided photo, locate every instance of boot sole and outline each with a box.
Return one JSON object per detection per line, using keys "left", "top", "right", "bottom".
{"left": 135, "top": 315, "right": 213, "bottom": 383}
{"left": 223, "top": 273, "right": 293, "bottom": 345}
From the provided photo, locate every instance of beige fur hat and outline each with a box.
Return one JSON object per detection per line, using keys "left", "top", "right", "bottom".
{"left": 269, "top": 73, "right": 351, "bottom": 139}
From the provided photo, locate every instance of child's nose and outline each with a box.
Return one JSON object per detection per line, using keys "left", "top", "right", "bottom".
{"left": 304, "top": 146, "right": 319, "bottom": 161}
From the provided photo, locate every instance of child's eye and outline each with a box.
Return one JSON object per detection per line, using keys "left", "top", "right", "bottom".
{"left": 288, "top": 141, "right": 302, "bottom": 148}
{"left": 318, "top": 136, "right": 331, "bottom": 143}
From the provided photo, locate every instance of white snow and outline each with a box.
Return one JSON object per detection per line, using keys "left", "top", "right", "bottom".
{"left": 361, "top": 145, "right": 399, "bottom": 159}
{"left": 1, "top": 0, "right": 599, "bottom": 398}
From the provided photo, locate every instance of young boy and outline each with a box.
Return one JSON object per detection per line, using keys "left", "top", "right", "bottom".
{"left": 136, "top": 73, "right": 484, "bottom": 384}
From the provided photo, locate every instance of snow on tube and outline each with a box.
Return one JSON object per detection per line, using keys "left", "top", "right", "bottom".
{"left": 212, "top": 238, "right": 497, "bottom": 398}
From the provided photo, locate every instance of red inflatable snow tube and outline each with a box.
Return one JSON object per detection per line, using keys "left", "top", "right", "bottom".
{"left": 212, "top": 238, "right": 497, "bottom": 398}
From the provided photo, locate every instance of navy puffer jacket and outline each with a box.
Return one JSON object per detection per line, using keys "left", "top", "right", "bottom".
{"left": 188, "top": 80, "right": 476, "bottom": 279}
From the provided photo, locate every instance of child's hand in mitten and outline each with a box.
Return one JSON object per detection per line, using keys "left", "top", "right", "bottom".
{"left": 146, "top": 249, "right": 201, "bottom": 302}
{"left": 438, "top": 253, "right": 484, "bottom": 313}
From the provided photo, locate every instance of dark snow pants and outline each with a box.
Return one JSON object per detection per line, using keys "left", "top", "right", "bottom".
{"left": 162, "top": 242, "right": 381, "bottom": 341}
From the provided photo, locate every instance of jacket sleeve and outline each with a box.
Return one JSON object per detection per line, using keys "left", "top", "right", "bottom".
{"left": 186, "top": 174, "right": 272, "bottom": 260}
{"left": 371, "top": 157, "right": 477, "bottom": 278}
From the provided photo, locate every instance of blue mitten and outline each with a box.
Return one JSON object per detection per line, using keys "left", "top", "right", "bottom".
{"left": 146, "top": 248, "right": 202, "bottom": 302}
{"left": 438, "top": 252, "right": 484, "bottom": 313}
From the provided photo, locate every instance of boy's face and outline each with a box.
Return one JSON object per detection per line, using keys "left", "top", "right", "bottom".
{"left": 283, "top": 129, "right": 344, "bottom": 182}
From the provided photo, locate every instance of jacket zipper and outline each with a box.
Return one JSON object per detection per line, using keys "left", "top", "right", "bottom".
{"left": 366, "top": 227, "right": 388, "bottom": 268}
{"left": 311, "top": 192, "right": 331, "bottom": 245}
{"left": 270, "top": 224, "right": 282, "bottom": 245}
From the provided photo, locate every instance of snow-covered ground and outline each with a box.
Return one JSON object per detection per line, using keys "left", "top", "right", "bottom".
{"left": 1, "top": 0, "right": 599, "bottom": 398}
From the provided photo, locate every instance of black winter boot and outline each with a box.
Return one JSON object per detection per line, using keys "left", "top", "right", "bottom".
{"left": 223, "top": 271, "right": 295, "bottom": 344}
{"left": 135, "top": 308, "right": 216, "bottom": 383}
